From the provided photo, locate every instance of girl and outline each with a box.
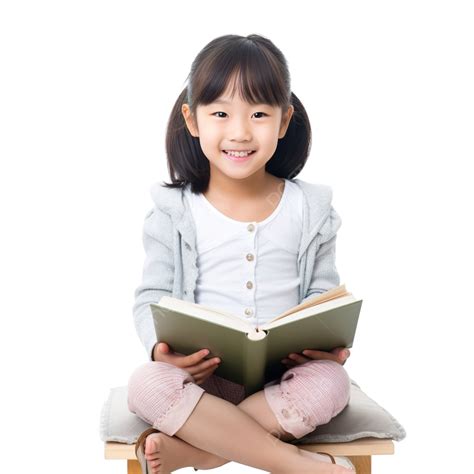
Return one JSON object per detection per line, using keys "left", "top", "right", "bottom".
{"left": 127, "top": 34, "right": 355, "bottom": 474}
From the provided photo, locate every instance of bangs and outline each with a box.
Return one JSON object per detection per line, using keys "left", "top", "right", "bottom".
{"left": 163, "top": 34, "right": 312, "bottom": 193}
{"left": 189, "top": 39, "right": 290, "bottom": 109}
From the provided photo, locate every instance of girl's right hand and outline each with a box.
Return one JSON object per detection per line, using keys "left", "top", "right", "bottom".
{"left": 153, "top": 342, "right": 221, "bottom": 385}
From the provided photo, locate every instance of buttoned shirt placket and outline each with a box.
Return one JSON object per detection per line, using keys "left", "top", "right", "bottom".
{"left": 243, "top": 222, "right": 257, "bottom": 323}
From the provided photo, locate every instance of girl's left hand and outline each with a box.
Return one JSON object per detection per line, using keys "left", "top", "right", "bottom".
{"left": 281, "top": 347, "right": 350, "bottom": 368}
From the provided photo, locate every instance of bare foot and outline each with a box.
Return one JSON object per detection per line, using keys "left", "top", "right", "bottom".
{"left": 272, "top": 448, "right": 355, "bottom": 473}
{"left": 144, "top": 431, "right": 229, "bottom": 473}
{"left": 142, "top": 432, "right": 353, "bottom": 474}
{"left": 299, "top": 449, "right": 355, "bottom": 472}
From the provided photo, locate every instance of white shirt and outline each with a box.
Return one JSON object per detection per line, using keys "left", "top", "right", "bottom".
{"left": 184, "top": 179, "right": 304, "bottom": 328}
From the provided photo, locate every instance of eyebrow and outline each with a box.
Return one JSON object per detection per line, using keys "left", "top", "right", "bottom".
{"left": 211, "top": 99, "right": 271, "bottom": 107}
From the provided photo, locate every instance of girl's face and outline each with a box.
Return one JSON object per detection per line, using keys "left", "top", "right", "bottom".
{"left": 182, "top": 88, "right": 294, "bottom": 182}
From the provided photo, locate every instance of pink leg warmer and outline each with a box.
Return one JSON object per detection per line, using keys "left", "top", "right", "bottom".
{"left": 263, "top": 359, "right": 351, "bottom": 439}
{"left": 127, "top": 361, "right": 205, "bottom": 436}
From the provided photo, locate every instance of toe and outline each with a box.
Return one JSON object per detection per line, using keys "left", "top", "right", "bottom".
{"left": 145, "top": 433, "right": 161, "bottom": 456}
{"left": 145, "top": 453, "right": 160, "bottom": 461}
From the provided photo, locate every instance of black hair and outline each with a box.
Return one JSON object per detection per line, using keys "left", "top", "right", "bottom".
{"left": 162, "top": 33, "right": 312, "bottom": 194}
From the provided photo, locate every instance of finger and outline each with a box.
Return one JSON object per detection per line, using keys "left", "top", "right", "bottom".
{"left": 195, "top": 356, "right": 221, "bottom": 374}
{"left": 281, "top": 359, "right": 297, "bottom": 369}
{"left": 287, "top": 353, "right": 312, "bottom": 364}
{"left": 301, "top": 349, "right": 340, "bottom": 363}
{"left": 177, "top": 349, "right": 210, "bottom": 368}
{"left": 187, "top": 356, "right": 221, "bottom": 376}
{"left": 331, "top": 347, "right": 350, "bottom": 361}
{"left": 193, "top": 363, "right": 219, "bottom": 384}
{"left": 157, "top": 342, "right": 172, "bottom": 354}
{"left": 195, "top": 361, "right": 219, "bottom": 378}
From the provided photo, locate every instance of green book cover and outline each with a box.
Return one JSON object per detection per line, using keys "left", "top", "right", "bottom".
{"left": 150, "top": 284, "right": 362, "bottom": 396}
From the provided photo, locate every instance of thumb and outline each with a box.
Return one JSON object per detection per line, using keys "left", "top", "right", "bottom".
{"left": 159, "top": 342, "right": 169, "bottom": 353}
{"left": 332, "top": 347, "right": 349, "bottom": 360}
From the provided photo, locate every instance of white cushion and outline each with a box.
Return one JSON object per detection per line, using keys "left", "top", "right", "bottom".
{"left": 100, "top": 379, "right": 406, "bottom": 445}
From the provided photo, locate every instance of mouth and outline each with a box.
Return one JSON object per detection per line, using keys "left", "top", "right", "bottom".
{"left": 222, "top": 150, "right": 256, "bottom": 162}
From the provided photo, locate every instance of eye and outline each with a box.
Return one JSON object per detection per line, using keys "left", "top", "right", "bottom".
{"left": 211, "top": 112, "right": 269, "bottom": 118}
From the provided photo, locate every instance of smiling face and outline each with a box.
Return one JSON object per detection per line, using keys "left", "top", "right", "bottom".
{"left": 182, "top": 79, "right": 294, "bottom": 185}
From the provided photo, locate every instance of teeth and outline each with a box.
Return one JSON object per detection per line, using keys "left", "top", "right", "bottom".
{"left": 225, "top": 150, "right": 254, "bottom": 157}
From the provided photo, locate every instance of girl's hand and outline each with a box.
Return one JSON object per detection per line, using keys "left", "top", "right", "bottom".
{"left": 281, "top": 347, "right": 350, "bottom": 368}
{"left": 153, "top": 342, "right": 221, "bottom": 385}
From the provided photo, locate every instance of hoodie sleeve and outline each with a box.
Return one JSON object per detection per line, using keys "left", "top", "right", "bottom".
{"left": 132, "top": 207, "right": 174, "bottom": 361}
{"left": 300, "top": 205, "right": 342, "bottom": 304}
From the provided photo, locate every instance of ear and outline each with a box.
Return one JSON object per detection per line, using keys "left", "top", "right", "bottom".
{"left": 278, "top": 105, "right": 294, "bottom": 139}
{"left": 182, "top": 103, "right": 199, "bottom": 137}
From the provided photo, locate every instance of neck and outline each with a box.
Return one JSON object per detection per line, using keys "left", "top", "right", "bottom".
{"left": 205, "top": 166, "right": 279, "bottom": 201}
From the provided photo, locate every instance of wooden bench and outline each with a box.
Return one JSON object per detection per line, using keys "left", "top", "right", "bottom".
{"left": 104, "top": 437, "right": 395, "bottom": 473}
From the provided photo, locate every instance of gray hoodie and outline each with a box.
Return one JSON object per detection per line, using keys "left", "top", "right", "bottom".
{"left": 133, "top": 178, "right": 342, "bottom": 360}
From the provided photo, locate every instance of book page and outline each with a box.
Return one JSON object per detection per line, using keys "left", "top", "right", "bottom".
{"left": 260, "top": 294, "right": 359, "bottom": 330}
{"left": 269, "top": 284, "right": 349, "bottom": 323}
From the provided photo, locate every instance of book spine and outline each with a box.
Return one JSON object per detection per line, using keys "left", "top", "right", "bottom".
{"left": 242, "top": 332, "right": 268, "bottom": 396}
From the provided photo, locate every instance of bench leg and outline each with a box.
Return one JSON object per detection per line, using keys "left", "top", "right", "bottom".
{"left": 347, "top": 455, "right": 371, "bottom": 474}
{"left": 127, "top": 459, "right": 141, "bottom": 474}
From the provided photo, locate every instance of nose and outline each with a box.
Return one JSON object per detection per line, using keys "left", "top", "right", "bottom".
{"left": 228, "top": 117, "right": 252, "bottom": 142}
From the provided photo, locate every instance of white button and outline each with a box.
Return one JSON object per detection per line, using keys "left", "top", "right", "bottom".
{"left": 247, "top": 223, "right": 255, "bottom": 232}
{"left": 244, "top": 308, "right": 254, "bottom": 317}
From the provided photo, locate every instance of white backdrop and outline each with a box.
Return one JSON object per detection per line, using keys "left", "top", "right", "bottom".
{"left": 1, "top": 1, "right": 473, "bottom": 473}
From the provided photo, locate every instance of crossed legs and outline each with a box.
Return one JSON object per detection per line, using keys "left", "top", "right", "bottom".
{"left": 128, "top": 360, "right": 351, "bottom": 473}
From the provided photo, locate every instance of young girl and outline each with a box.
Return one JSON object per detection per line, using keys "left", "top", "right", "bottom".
{"left": 127, "top": 34, "right": 355, "bottom": 474}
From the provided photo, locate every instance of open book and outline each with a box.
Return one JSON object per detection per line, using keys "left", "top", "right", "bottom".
{"left": 150, "top": 284, "right": 362, "bottom": 396}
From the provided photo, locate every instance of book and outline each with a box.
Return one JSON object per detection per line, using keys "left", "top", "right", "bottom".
{"left": 150, "top": 284, "right": 362, "bottom": 396}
